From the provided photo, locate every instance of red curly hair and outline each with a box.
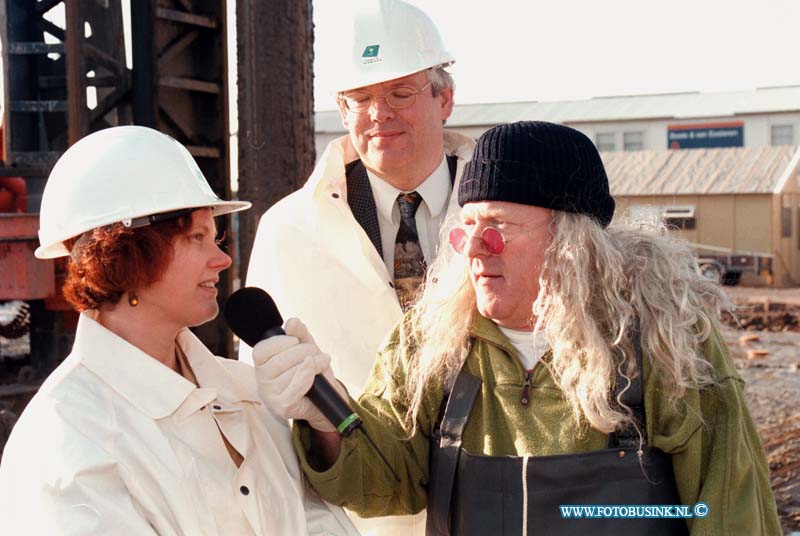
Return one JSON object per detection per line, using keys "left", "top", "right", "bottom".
{"left": 63, "top": 214, "right": 193, "bottom": 311}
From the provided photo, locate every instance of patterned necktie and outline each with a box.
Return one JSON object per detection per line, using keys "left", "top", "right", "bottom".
{"left": 394, "top": 192, "right": 427, "bottom": 311}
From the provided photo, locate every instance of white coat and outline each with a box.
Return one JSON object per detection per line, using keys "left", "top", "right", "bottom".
{"left": 238, "top": 131, "right": 474, "bottom": 536}
{"left": 0, "top": 312, "right": 357, "bottom": 536}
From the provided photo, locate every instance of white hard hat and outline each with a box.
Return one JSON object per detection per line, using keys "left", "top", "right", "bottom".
{"left": 335, "top": 0, "right": 454, "bottom": 92}
{"left": 36, "top": 126, "right": 251, "bottom": 259}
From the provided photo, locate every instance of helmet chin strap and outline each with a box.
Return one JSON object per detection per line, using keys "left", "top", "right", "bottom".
{"left": 69, "top": 207, "right": 198, "bottom": 262}
{"left": 122, "top": 208, "right": 195, "bottom": 229}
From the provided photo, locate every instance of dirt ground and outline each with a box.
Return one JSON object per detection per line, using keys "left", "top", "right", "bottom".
{"left": 720, "top": 286, "right": 800, "bottom": 533}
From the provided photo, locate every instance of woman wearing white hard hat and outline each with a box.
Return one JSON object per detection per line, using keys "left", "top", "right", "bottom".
{"left": 0, "top": 126, "right": 358, "bottom": 535}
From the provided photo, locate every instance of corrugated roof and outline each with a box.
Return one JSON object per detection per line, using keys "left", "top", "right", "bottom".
{"left": 315, "top": 85, "right": 800, "bottom": 132}
{"left": 603, "top": 145, "right": 800, "bottom": 196}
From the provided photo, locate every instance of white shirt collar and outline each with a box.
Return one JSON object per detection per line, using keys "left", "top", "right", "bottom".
{"left": 365, "top": 154, "right": 451, "bottom": 224}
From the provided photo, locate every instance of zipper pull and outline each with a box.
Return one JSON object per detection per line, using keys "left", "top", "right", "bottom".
{"left": 520, "top": 370, "right": 532, "bottom": 406}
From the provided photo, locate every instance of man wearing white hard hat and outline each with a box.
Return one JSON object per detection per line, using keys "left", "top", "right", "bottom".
{"left": 239, "top": 1, "right": 473, "bottom": 533}
{"left": 0, "top": 126, "right": 358, "bottom": 535}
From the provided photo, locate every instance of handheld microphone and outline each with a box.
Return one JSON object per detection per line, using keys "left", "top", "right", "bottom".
{"left": 224, "top": 287, "right": 362, "bottom": 436}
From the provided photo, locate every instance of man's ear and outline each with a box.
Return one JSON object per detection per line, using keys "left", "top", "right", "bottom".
{"left": 338, "top": 100, "right": 350, "bottom": 130}
{"left": 437, "top": 87, "right": 455, "bottom": 122}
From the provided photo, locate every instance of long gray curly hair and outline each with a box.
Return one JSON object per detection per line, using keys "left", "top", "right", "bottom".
{"left": 403, "top": 211, "right": 725, "bottom": 433}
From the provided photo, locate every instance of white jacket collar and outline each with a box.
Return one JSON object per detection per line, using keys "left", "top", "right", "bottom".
{"left": 74, "top": 312, "right": 258, "bottom": 420}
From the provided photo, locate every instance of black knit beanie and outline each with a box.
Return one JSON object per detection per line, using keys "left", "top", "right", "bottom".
{"left": 458, "top": 121, "right": 615, "bottom": 227}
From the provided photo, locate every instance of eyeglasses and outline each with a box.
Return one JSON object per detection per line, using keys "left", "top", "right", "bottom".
{"left": 449, "top": 226, "right": 509, "bottom": 255}
{"left": 338, "top": 81, "right": 432, "bottom": 113}
{"left": 448, "top": 219, "right": 551, "bottom": 255}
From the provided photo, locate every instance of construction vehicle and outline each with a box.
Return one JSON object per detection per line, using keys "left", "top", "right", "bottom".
{"left": 692, "top": 242, "right": 773, "bottom": 286}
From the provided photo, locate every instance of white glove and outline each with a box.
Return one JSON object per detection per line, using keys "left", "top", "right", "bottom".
{"left": 253, "top": 318, "right": 347, "bottom": 433}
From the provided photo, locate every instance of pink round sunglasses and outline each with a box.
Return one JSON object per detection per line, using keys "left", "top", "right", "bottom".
{"left": 448, "top": 226, "right": 508, "bottom": 255}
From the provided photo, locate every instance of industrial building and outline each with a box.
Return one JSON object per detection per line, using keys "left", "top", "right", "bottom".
{"left": 315, "top": 86, "right": 800, "bottom": 286}
{"left": 316, "top": 85, "right": 800, "bottom": 153}
{"left": 604, "top": 145, "right": 800, "bottom": 286}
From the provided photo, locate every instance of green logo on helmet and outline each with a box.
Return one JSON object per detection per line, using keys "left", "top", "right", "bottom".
{"left": 362, "top": 45, "right": 380, "bottom": 58}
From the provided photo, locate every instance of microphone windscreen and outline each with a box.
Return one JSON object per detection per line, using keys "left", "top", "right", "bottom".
{"left": 224, "top": 287, "right": 284, "bottom": 347}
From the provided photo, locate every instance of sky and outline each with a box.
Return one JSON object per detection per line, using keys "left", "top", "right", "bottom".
{"left": 312, "top": 0, "right": 800, "bottom": 110}
{"left": 23, "top": 1, "right": 799, "bottom": 112}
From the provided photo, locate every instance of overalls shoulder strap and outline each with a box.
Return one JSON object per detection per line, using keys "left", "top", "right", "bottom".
{"left": 607, "top": 327, "right": 646, "bottom": 449}
{"left": 428, "top": 367, "right": 482, "bottom": 536}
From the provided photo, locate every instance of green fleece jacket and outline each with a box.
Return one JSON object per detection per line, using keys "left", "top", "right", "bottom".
{"left": 293, "top": 314, "right": 780, "bottom": 535}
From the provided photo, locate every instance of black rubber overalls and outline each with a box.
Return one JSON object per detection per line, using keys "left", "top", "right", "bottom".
{"left": 426, "top": 337, "right": 690, "bottom": 536}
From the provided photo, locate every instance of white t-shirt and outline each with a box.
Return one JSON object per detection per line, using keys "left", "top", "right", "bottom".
{"left": 498, "top": 326, "right": 549, "bottom": 371}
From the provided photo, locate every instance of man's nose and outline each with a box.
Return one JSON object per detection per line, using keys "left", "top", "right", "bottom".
{"left": 463, "top": 230, "right": 487, "bottom": 257}
{"left": 369, "top": 95, "right": 395, "bottom": 122}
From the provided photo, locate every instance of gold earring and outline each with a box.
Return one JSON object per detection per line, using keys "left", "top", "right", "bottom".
{"left": 128, "top": 292, "right": 139, "bottom": 307}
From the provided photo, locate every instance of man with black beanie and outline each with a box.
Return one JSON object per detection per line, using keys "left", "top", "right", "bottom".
{"left": 254, "top": 121, "right": 780, "bottom": 535}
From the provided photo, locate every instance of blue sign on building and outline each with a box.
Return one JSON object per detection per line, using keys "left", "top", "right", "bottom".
{"left": 668, "top": 122, "right": 744, "bottom": 149}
